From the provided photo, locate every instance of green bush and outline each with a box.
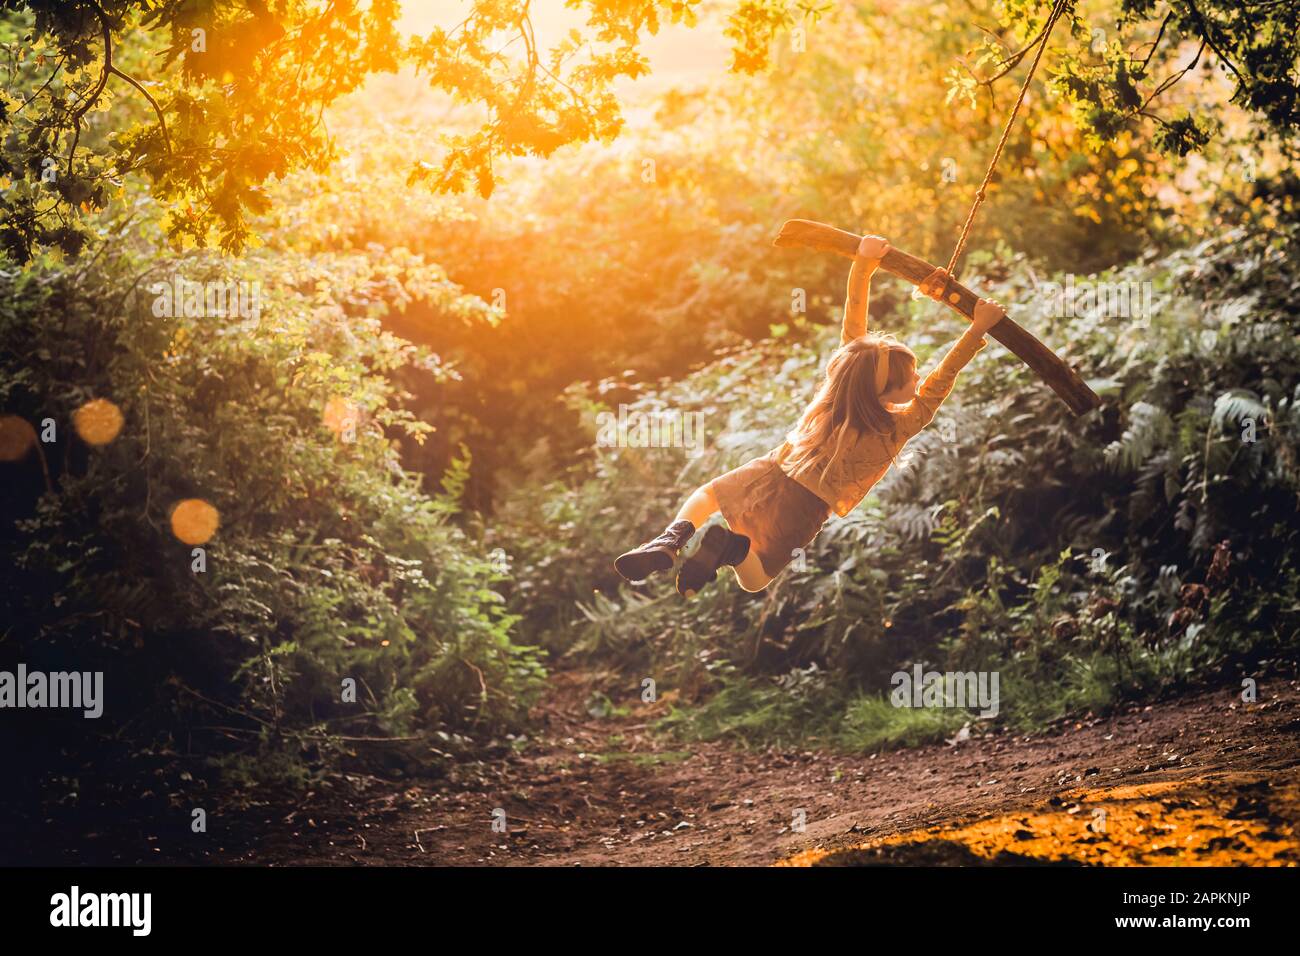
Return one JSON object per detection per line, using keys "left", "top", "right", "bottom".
{"left": 0, "top": 236, "right": 546, "bottom": 790}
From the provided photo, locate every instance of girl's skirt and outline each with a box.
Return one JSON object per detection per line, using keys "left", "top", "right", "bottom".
{"left": 707, "top": 450, "right": 832, "bottom": 577}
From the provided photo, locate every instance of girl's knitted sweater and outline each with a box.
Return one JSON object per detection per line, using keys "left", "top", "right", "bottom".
{"left": 773, "top": 328, "right": 987, "bottom": 517}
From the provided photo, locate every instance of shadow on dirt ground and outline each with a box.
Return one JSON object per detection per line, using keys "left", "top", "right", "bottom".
{"left": 6, "top": 673, "right": 1299, "bottom": 866}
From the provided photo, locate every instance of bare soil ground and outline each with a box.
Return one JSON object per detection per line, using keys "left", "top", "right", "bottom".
{"left": 170, "top": 672, "right": 1300, "bottom": 867}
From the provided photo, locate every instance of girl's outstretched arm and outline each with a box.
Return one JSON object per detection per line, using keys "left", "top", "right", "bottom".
{"left": 841, "top": 235, "right": 890, "bottom": 345}
{"left": 899, "top": 296, "right": 1006, "bottom": 434}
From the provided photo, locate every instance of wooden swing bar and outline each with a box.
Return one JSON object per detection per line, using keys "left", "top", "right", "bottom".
{"left": 773, "top": 218, "right": 1101, "bottom": 415}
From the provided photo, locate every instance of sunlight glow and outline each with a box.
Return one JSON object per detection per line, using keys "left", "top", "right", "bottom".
{"left": 73, "top": 398, "right": 124, "bottom": 446}
{"left": 170, "top": 499, "right": 221, "bottom": 546}
{"left": 0, "top": 414, "right": 36, "bottom": 461}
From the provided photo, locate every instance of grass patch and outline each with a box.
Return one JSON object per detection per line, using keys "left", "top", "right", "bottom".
{"left": 592, "top": 750, "right": 692, "bottom": 768}
{"left": 839, "top": 695, "right": 972, "bottom": 751}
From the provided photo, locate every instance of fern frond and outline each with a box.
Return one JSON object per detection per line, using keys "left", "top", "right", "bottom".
{"left": 1212, "top": 389, "right": 1268, "bottom": 429}
{"left": 1105, "top": 401, "right": 1173, "bottom": 472}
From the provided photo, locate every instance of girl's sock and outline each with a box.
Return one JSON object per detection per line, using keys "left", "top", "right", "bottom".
{"left": 676, "top": 525, "right": 751, "bottom": 598}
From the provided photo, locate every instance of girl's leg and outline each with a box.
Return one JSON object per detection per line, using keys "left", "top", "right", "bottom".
{"left": 614, "top": 484, "right": 716, "bottom": 583}
{"left": 674, "top": 484, "right": 719, "bottom": 527}
{"left": 679, "top": 485, "right": 772, "bottom": 592}
{"left": 731, "top": 550, "right": 773, "bottom": 592}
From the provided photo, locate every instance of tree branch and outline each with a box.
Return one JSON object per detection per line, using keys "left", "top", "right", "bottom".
{"left": 1139, "top": 40, "right": 1205, "bottom": 114}
{"left": 1184, "top": 0, "right": 1251, "bottom": 95}
{"left": 66, "top": 2, "right": 114, "bottom": 170}
{"left": 982, "top": 0, "right": 1070, "bottom": 83}
{"left": 1133, "top": 10, "right": 1172, "bottom": 75}
{"left": 108, "top": 64, "right": 172, "bottom": 155}
{"left": 14, "top": 54, "right": 66, "bottom": 116}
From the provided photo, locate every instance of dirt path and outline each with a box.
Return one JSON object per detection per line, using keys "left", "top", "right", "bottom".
{"left": 205, "top": 672, "right": 1300, "bottom": 867}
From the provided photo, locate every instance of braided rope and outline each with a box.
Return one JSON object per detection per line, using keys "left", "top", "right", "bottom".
{"left": 938, "top": 0, "right": 1071, "bottom": 297}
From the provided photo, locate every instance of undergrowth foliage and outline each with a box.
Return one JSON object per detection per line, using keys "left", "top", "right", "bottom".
{"left": 0, "top": 237, "right": 546, "bottom": 793}
{"left": 497, "top": 207, "right": 1300, "bottom": 750}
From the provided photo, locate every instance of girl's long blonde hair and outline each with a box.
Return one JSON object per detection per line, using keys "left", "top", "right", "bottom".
{"left": 782, "top": 333, "right": 916, "bottom": 486}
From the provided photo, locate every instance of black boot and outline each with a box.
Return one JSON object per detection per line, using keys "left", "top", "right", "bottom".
{"left": 614, "top": 519, "right": 696, "bottom": 583}
{"left": 676, "top": 525, "right": 750, "bottom": 597}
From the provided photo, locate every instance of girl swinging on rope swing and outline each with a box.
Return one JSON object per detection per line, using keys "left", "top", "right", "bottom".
{"left": 614, "top": 240, "right": 1007, "bottom": 597}
{"left": 613, "top": 0, "right": 1082, "bottom": 597}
